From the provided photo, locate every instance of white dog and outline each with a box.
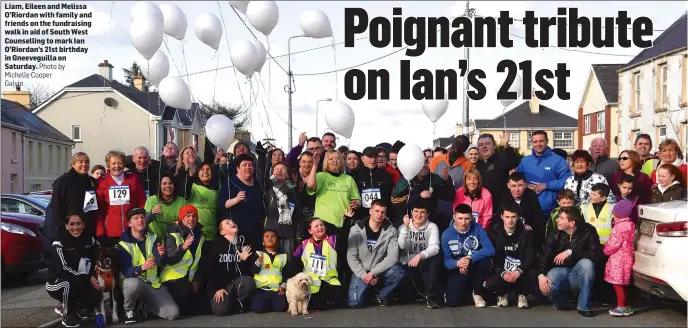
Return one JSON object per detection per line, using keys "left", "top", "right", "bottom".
{"left": 286, "top": 272, "right": 312, "bottom": 316}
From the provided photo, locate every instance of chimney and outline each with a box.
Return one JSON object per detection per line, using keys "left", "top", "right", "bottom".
{"left": 529, "top": 89, "right": 540, "bottom": 114}
{"left": 98, "top": 60, "right": 113, "bottom": 81}
{"left": 3, "top": 85, "right": 32, "bottom": 110}
{"left": 133, "top": 72, "right": 144, "bottom": 91}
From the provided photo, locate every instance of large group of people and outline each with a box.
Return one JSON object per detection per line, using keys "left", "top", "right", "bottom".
{"left": 44, "top": 130, "right": 686, "bottom": 327}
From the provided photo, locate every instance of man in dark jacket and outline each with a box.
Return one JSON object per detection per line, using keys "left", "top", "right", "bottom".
{"left": 126, "top": 146, "right": 162, "bottom": 199}
{"left": 350, "top": 147, "right": 394, "bottom": 220}
{"left": 537, "top": 207, "right": 602, "bottom": 317}
{"left": 476, "top": 133, "right": 521, "bottom": 216}
{"left": 485, "top": 203, "right": 538, "bottom": 309}
{"left": 500, "top": 172, "right": 544, "bottom": 246}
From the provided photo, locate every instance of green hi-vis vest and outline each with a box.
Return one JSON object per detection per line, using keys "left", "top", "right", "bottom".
{"left": 641, "top": 159, "right": 658, "bottom": 177}
{"left": 254, "top": 251, "right": 286, "bottom": 292}
{"left": 159, "top": 232, "right": 205, "bottom": 283}
{"left": 144, "top": 196, "right": 185, "bottom": 238}
{"left": 301, "top": 239, "right": 340, "bottom": 294}
{"left": 187, "top": 183, "right": 219, "bottom": 241}
{"left": 581, "top": 203, "right": 613, "bottom": 244}
{"left": 118, "top": 232, "right": 161, "bottom": 289}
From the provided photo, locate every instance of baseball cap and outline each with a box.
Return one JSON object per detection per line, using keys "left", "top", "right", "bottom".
{"left": 126, "top": 207, "right": 146, "bottom": 220}
{"left": 362, "top": 147, "right": 379, "bottom": 157}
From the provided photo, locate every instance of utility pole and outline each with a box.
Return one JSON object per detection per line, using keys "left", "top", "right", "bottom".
{"left": 285, "top": 35, "right": 303, "bottom": 149}
{"left": 462, "top": 1, "right": 473, "bottom": 137}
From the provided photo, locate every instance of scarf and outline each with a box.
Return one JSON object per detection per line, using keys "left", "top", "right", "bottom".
{"left": 271, "top": 176, "right": 294, "bottom": 225}
{"left": 573, "top": 170, "right": 593, "bottom": 202}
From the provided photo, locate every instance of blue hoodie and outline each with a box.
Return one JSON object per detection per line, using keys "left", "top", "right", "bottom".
{"left": 516, "top": 146, "right": 572, "bottom": 215}
{"left": 118, "top": 228, "right": 164, "bottom": 279}
{"left": 441, "top": 221, "right": 495, "bottom": 269}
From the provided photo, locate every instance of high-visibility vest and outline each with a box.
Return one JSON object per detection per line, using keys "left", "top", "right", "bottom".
{"left": 641, "top": 159, "right": 658, "bottom": 176}
{"left": 301, "top": 239, "right": 340, "bottom": 294}
{"left": 159, "top": 232, "right": 204, "bottom": 283}
{"left": 118, "top": 232, "right": 161, "bottom": 288}
{"left": 254, "top": 251, "right": 286, "bottom": 292}
{"left": 581, "top": 203, "right": 613, "bottom": 244}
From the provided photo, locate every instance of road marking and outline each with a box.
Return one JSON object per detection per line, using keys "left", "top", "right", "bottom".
{"left": 38, "top": 317, "right": 61, "bottom": 328}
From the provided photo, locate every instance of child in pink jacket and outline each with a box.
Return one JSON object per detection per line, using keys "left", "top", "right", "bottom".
{"left": 453, "top": 168, "right": 493, "bottom": 232}
{"left": 603, "top": 200, "right": 636, "bottom": 317}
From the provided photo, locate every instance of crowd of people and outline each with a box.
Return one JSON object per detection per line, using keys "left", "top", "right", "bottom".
{"left": 43, "top": 130, "right": 687, "bottom": 327}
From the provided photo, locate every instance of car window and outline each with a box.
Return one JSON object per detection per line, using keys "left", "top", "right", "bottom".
{"left": 1, "top": 198, "right": 43, "bottom": 216}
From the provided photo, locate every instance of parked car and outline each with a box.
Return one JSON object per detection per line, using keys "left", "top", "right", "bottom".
{"left": 633, "top": 200, "right": 688, "bottom": 301}
{"left": 1, "top": 194, "right": 50, "bottom": 216}
{"left": 1, "top": 213, "right": 46, "bottom": 280}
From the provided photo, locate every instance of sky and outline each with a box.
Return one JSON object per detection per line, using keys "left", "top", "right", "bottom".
{"left": 2, "top": 1, "right": 687, "bottom": 151}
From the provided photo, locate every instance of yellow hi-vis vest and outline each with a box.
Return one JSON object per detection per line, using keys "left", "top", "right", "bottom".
{"left": 641, "top": 159, "right": 658, "bottom": 176}
{"left": 301, "top": 239, "right": 340, "bottom": 294}
{"left": 254, "top": 251, "right": 286, "bottom": 292}
{"left": 581, "top": 203, "right": 613, "bottom": 244}
{"left": 160, "top": 232, "right": 204, "bottom": 283}
{"left": 119, "top": 232, "right": 161, "bottom": 288}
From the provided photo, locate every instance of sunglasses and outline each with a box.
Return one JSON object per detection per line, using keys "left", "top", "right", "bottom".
{"left": 618, "top": 156, "right": 630, "bottom": 161}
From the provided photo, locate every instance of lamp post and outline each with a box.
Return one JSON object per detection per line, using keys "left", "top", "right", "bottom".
{"left": 462, "top": 1, "right": 476, "bottom": 136}
{"left": 284, "top": 34, "right": 305, "bottom": 149}
{"left": 316, "top": 98, "right": 332, "bottom": 137}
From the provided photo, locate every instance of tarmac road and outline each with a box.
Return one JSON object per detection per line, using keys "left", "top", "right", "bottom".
{"left": 1, "top": 269, "right": 61, "bottom": 328}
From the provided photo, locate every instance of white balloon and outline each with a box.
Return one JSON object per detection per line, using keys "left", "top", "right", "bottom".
{"left": 229, "top": 1, "right": 250, "bottom": 14}
{"left": 498, "top": 75, "right": 523, "bottom": 108}
{"left": 194, "top": 13, "right": 222, "bottom": 50}
{"left": 248, "top": 39, "right": 267, "bottom": 73}
{"left": 246, "top": 1, "right": 279, "bottom": 36}
{"left": 300, "top": 9, "right": 332, "bottom": 39}
{"left": 205, "top": 114, "right": 236, "bottom": 150}
{"left": 131, "top": 1, "right": 163, "bottom": 26}
{"left": 140, "top": 51, "right": 170, "bottom": 87}
{"left": 230, "top": 40, "right": 258, "bottom": 78}
{"left": 158, "top": 76, "right": 191, "bottom": 110}
{"left": 159, "top": 4, "right": 187, "bottom": 40}
{"left": 130, "top": 17, "right": 163, "bottom": 60}
{"left": 397, "top": 144, "right": 426, "bottom": 181}
{"left": 324, "top": 100, "right": 355, "bottom": 138}
{"left": 421, "top": 93, "right": 449, "bottom": 123}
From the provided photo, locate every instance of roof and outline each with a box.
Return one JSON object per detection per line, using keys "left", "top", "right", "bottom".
{"left": 65, "top": 74, "right": 167, "bottom": 116}
{"left": 591, "top": 64, "right": 625, "bottom": 104}
{"left": 162, "top": 103, "right": 201, "bottom": 126}
{"left": 1, "top": 99, "right": 73, "bottom": 143}
{"left": 474, "top": 101, "right": 578, "bottom": 130}
{"left": 624, "top": 12, "right": 687, "bottom": 69}
{"left": 432, "top": 137, "right": 453, "bottom": 148}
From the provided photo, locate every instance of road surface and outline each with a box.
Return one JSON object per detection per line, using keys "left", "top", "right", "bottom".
{"left": 2, "top": 269, "right": 61, "bottom": 328}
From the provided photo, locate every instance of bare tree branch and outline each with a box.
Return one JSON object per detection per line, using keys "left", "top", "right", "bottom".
{"left": 198, "top": 101, "right": 250, "bottom": 132}
{"left": 27, "top": 84, "right": 55, "bottom": 110}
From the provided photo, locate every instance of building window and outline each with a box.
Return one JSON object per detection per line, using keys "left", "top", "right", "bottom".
{"left": 28, "top": 141, "right": 34, "bottom": 171}
{"left": 527, "top": 131, "right": 534, "bottom": 149}
{"left": 57, "top": 146, "right": 61, "bottom": 173}
{"left": 31, "top": 184, "right": 41, "bottom": 192}
{"left": 72, "top": 125, "right": 81, "bottom": 141}
{"left": 597, "top": 111, "right": 605, "bottom": 132}
{"left": 660, "top": 63, "right": 668, "bottom": 107}
{"left": 633, "top": 72, "right": 641, "bottom": 114}
{"left": 49, "top": 145, "right": 54, "bottom": 173}
{"left": 584, "top": 115, "right": 591, "bottom": 134}
{"left": 38, "top": 142, "right": 43, "bottom": 172}
{"left": 11, "top": 132, "right": 17, "bottom": 158}
{"left": 554, "top": 131, "right": 574, "bottom": 148}
{"left": 658, "top": 125, "right": 667, "bottom": 143}
{"left": 10, "top": 174, "right": 17, "bottom": 193}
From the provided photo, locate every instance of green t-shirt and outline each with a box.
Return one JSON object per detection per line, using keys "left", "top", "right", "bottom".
{"left": 144, "top": 195, "right": 185, "bottom": 238}
{"left": 307, "top": 172, "right": 360, "bottom": 228}
{"left": 187, "top": 183, "right": 219, "bottom": 241}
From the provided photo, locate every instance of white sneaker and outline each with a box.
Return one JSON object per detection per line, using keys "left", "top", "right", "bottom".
{"left": 518, "top": 294, "right": 529, "bottom": 309}
{"left": 473, "top": 292, "right": 486, "bottom": 308}
{"left": 497, "top": 294, "right": 509, "bottom": 308}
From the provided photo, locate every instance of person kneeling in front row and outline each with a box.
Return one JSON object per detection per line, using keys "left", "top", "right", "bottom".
{"left": 537, "top": 207, "right": 602, "bottom": 317}
{"left": 484, "top": 203, "right": 538, "bottom": 309}
{"left": 251, "top": 229, "right": 294, "bottom": 313}
{"left": 441, "top": 203, "right": 495, "bottom": 308}
{"left": 347, "top": 200, "right": 406, "bottom": 308}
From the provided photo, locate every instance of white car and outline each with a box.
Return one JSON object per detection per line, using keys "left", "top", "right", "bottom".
{"left": 633, "top": 200, "right": 688, "bottom": 301}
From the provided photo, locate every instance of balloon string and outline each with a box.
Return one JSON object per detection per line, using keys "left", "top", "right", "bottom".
{"left": 267, "top": 35, "right": 272, "bottom": 95}
{"left": 249, "top": 77, "right": 270, "bottom": 141}
{"left": 216, "top": 0, "right": 246, "bottom": 104}
{"left": 331, "top": 36, "right": 339, "bottom": 101}
{"left": 212, "top": 52, "right": 220, "bottom": 101}
{"left": 163, "top": 36, "right": 183, "bottom": 76}
{"left": 180, "top": 40, "right": 196, "bottom": 122}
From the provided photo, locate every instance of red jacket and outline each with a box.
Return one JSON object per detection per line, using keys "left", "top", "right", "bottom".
{"left": 95, "top": 171, "right": 147, "bottom": 238}
{"left": 384, "top": 165, "right": 402, "bottom": 185}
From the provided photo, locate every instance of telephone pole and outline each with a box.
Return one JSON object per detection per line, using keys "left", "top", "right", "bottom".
{"left": 462, "top": 1, "right": 474, "bottom": 137}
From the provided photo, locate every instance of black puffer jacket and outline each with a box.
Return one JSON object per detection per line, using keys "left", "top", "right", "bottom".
{"left": 476, "top": 147, "right": 520, "bottom": 213}
{"left": 489, "top": 220, "right": 536, "bottom": 275}
{"left": 125, "top": 159, "right": 162, "bottom": 198}
{"left": 350, "top": 166, "right": 394, "bottom": 219}
{"left": 47, "top": 168, "right": 99, "bottom": 240}
{"left": 199, "top": 234, "right": 257, "bottom": 292}
{"left": 499, "top": 189, "right": 543, "bottom": 235}
{"left": 537, "top": 222, "right": 603, "bottom": 276}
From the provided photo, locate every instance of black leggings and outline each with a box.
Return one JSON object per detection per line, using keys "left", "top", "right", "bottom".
{"left": 323, "top": 221, "right": 352, "bottom": 287}
{"left": 308, "top": 281, "right": 346, "bottom": 311}
{"left": 46, "top": 276, "right": 100, "bottom": 315}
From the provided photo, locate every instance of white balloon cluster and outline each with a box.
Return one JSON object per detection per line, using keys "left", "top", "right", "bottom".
{"left": 324, "top": 101, "right": 355, "bottom": 138}
{"left": 421, "top": 93, "right": 449, "bottom": 123}
{"left": 397, "top": 144, "right": 426, "bottom": 181}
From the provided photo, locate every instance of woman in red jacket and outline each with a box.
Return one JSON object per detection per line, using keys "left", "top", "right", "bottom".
{"left": 96, "top": 150, "right": 147, "bottom": 247}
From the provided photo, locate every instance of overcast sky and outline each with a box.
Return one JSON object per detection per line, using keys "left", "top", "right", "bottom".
{"left": 2, "top": 1, "right": 687, "bottom": 150}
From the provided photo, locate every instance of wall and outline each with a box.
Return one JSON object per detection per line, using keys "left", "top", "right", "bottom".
{"left": 610, "top": 104, "right": 620, "bottom": 157}
{"left": 478, "top": 128, "right": 578, "bottom": 155}
{"left": 1, "top": 127, "right": 24, "bottom": 193}
{"left": 580, "top": 74, "right": 608, "bottom": 152}
{"left": 23, "top": 136, "right": 72, "bottom": 192}
{"left": 35, "top": 91, "right": 157, "bottom": 167}
{"left": 620, "top": 50, "right": 688, "bottom": 151}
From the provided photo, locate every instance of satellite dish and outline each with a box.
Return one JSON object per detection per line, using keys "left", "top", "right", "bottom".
{"left": 104, "top": 97, "right": 118, "bottom": 108}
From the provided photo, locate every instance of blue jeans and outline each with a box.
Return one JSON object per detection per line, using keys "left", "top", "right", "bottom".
{"left": 348, "top": 264, "right": 406, "bottom": 308}
{"left": 546, "top": 258, "right": 595, "bottom": 311}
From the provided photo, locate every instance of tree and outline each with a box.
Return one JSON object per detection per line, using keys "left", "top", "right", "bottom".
{"left": 497, "top": 144, "right": 525, "bottom": 161}
{"left": 122, "top": 62, "right": 151, "bottom": 92}
{"left": 198, "top": 101, "right": 250, "bottom": 132}
{"left": 27, "top": 83, "right": 55, "bottom": 110}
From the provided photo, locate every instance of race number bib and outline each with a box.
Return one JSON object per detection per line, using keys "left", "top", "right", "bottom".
{"left": 145, "top": 189, "right": 150, "bottom": 199}
{"left": 83, "top": 191, "right": 98, "bottom": 212}
{"left": 78, "top": 257, "right": 92, "bottom": 274}
{"left": 109, "top": 185, "right": 130, "bottom": 206}
{"left": 504, "top": 256, "right": 521, "bottom": 272}
{"left": 361, "top": 188, "right": 381, "bottom": 208}
{"left": 308, "top": 254, "right": 327, "bottom": 277}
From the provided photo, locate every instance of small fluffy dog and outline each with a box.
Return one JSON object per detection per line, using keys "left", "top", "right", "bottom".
{"left": 285, "top": 272, "right": 313, "bottom": 316}
{"left": 94, "top": 247, "right": 119, "bottom": 324}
